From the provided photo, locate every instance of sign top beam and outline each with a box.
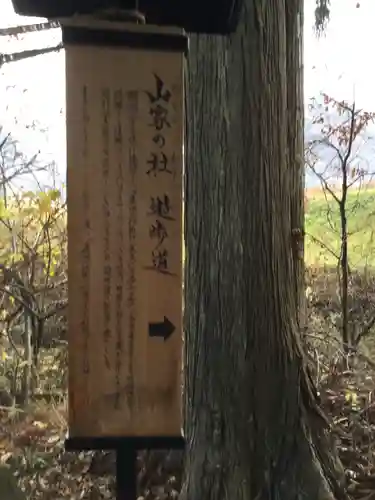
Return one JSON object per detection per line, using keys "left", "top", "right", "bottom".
{"left": 11, "top": 0, "right": 243, "bottom": 35}
{"left": 60, "top": 16, "right": 189, "bottom": 54}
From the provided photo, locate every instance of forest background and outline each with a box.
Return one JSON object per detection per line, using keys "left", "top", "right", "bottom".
{"left": 0, "top": 0, "right": 375, "bottom": 498}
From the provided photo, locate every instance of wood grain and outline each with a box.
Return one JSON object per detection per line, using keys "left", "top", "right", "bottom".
{"left": 66, "top": 39, "right": 183, "bottom": 438}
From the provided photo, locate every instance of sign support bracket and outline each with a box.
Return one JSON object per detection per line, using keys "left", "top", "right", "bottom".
{"left": 116, "top": 445, "right": 136, "bottom": 500}
{"left": 66, "top": 436, "right": 185, "bottom": 499}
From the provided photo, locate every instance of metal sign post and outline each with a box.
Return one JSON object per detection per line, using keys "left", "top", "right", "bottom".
{"left": 62, "top": 15, "right": 186, "bottom": 498}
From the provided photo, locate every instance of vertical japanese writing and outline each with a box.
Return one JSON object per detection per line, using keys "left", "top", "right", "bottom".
{"left": 81, "top": 85, "right": 90, "bottom": 375}
{"left": 114, "top": 89, "right": 124, "bottom": 410}
{"left": 101, "top": 88, "right": 111, "bottom": 370}
{"left": 126, "top": 90, "right": 138, "bottom": 410}
{"left": 144, "top": 73, "right": 175, "bottom": 276}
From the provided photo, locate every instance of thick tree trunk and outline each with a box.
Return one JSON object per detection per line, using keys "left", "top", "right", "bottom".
{"left": 183, "top": 1, "right": 346, "bottom": 500}
{"left": 286, "top": 0, "right": 306, "bottom": 332}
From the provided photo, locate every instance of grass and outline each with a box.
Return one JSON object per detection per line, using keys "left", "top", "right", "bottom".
{"left": 305, "top": 186, "right": 375, "bottom": 267}
{"left": 181, "top": 186, "right": 375, "bottom": 268}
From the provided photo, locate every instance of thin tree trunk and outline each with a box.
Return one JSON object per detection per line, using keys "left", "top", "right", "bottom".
{"left": 339, "top": 201, "right": 349, "bottom": 353}
{"left": 339, "top": 171, "right": 349, "bottom": 353}
{"left": 22, "top": 311, "right": 32, "bottom": 406}
{"left": 182, "top": 1, "right": 346, "bottom": 499}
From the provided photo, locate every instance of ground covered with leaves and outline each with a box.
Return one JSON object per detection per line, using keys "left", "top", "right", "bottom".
{"left": 1, "top": 271, "right": 375, "bottom": 498}
{"left": 1, "top": 355, "right": 375, "bottom": 499}
{"left": 320, "top": 359, "right": 375, "bottom": 499}
{"left": 0, "top": 397, "right": 183, "bottom": 499}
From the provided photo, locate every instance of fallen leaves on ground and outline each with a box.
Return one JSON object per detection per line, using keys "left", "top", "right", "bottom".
{"left": 320, "top": 357, "right": 375, "bottom": 500}
{"left": 0, "top": 400, "right": 184, "bottom": 499}
{"left": 2, "top": 352, "right": 375, "bottom": 498}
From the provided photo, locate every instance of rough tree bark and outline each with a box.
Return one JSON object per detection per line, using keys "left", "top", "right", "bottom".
{"left": 286, "top": 0, "right": 305, "bottom": 332}
{"left": 182, "top": 1, "right": 346, "bottom": 500}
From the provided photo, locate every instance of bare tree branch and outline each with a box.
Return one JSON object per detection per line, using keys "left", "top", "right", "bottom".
{"left": 307, "top": 162, "right": 341, "bottom": 205}
{"left": 355, "top": 313, "right": 375, "bottom": 346}
{"left": 342, "top": 103, "right": 357, "bottom": 170}
{"left": 305, "top": 232, "right": 341, "bottom": 262}
{"left": 0, "top": 43, "right": 63, "bottom": 67}
{"left": 0, "top": 22, "right": 60, "bottom": 37}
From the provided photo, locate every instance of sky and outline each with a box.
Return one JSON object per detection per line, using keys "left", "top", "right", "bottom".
{"left": 0, "top": 0, "right": 374, "bottom": 188}
{"left": 0, "top": 2, "right": 64, "bottom": 189}
{"left": 304, "top": 0, "right": 375, "bottom": 110}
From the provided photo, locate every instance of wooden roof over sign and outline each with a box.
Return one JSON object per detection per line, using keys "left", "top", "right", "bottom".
{"left": 11, "top": 0, "right": 243, "bottom": 35}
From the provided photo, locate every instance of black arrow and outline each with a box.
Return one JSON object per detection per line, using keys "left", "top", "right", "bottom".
{"left": 148, "top": 316, "right": 175, "bottom": 340}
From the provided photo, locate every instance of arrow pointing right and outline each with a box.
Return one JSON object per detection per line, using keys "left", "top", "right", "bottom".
{"left": 148, "top": 316, "right": 175, "bottom": 341}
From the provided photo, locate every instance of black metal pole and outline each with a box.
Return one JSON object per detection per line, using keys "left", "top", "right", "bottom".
{"left": 116, "top": 445, "right": 137, "bottom": 500}
{"left": 65, "top": 436, "right": 184, "bottom": 499}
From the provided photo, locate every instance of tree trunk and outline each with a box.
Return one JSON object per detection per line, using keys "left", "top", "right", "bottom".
{"left": 182, "top": 1, "right": 346, "bottom": 500}
{"left": 286, "top": 0, "right": 306, "bottom": 333}
{"left": 22, "top": 312, "right": 32, "bottom": 406}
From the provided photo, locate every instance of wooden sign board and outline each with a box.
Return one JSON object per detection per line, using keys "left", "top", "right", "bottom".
{"left": 65, "top": 22, "right": 184, "bottom": 438}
